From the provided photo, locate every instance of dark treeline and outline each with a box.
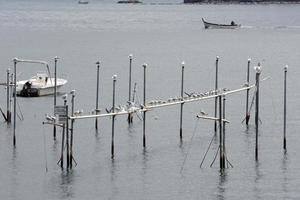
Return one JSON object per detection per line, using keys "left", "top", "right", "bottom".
{"left": 184, "top": 0, "right": 300, "bottom": 3}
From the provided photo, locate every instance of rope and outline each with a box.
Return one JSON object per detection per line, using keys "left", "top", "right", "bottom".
{"left": 180, "top": 118, "right": 200, "bottom": 173}
{"left": 200, "top": 132, "right": 216, "bottom": 168}
{"left": 42, "top": 125, "right": 48, "bottom": 172}
{"left": 248, "top": 89, "right": 256, "bottom": 115}
{"left": 17, "top": 100, "right": 24, "bottom": 121}
{"left": 0, "top": 107, "right": 7, "bottom": 121}
{"left": 210, "top": 146, "right": 219, "bottom": 167}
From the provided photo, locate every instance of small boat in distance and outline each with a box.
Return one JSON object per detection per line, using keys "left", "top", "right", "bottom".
{"left": 78, "top": 0, "right": 89, "bottom": 4}
{"left": 117, "top": 0, "right": 142, "bottom": 3}
{"left": 202, "top": 18, "right": 241, "bottom": 29}
{"left": 16, "top": 72, "right": 67, "bottom": 97}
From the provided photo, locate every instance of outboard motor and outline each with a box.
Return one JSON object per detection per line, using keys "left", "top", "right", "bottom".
{"left": 20, "top": 81, "right": 39, "bottom": 97}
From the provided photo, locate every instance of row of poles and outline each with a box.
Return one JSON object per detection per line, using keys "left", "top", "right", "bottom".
{"left": 70, "top": 55, "right": 263, "bottom": 169}
{"left": 56, "top": 91, "right": 76, "bottom": 169}
{"left": 1, "top": 56, "right": 288, "bottom": 170}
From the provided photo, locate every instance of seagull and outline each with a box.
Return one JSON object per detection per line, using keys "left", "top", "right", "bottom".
{"left": 46, "top": 114, "right": 56, "bottom": 121}
{"left": 46, "top": 114, "right": 52, "bottom": 121}
{"left": 200, "top": 110, "right": 208, "bottom": 116}
{"left": 105, "top": 107, "right": 113, "bottom": 113}
{"left": 74, "top": 110, "right": 83, "bottom": 115}
{"left": 184, "top": 92, "right": 194, "bottom": 97}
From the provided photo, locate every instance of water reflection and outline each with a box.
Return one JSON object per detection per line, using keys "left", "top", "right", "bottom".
{"left": 109, "top": 159, "right": 119, "bottom": 199}
{"left": 281, "top": 153, "right": 289, "bottom": 198}
{"left": 9, "top": 148, "right": 18, "bottom": 200}
{"left": 253, "top": 162, "right": 262, "bottom": 200}
{"left": 59, "top": 170, "right": 76, "bottom": 199}
{"left": 142, "top": 149, "right": 149, "bottom": 173}
{"left": 217, "top": 170, "right": 227, "bottom": 200}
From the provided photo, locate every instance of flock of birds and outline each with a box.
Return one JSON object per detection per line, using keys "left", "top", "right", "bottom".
{"left": 45, "top": 87, "right": 231, "bottom": 123}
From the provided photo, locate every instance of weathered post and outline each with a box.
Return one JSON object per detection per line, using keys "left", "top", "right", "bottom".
{"left": 128, "top": 54, "right": 133, "bottom": 124}
{"left": 53, "top": 56, "right": 58, "bottom": 139}
{"left": 6, "top": 69, "right": 11, "bottom": 123}
{"left": 142, "top": 63, "right": 147, "bottom": 148}
{"left": 246, "top": 58, "right": 251, "bottom": 125}
{"left": 214, "top": 56, "right": 219, "bottom": 134}
{"left": 254, "top": 64, "right": 261, "bottom": 161}
{"left": 95, "top": 61, "right": 100, "bottom": 130}
{"left": 179, "top": 61, "right": 185, "bottom": 140}
{"left": 283, "top": 65, "right": 288, "bottom": 151}
{"left": 111, "top": 75, "right": 117, "bottom": 159}
{"left": 70, "top": 90, "right": 75, "bottom": 168}
{"left": 13, "top": 58, "right": 17, "bottom": 147}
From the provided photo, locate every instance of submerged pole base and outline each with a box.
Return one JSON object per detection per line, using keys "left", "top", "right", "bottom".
{"left": 245, "top": 113, "right": 250, "bottom": 125}
{"left": 127, "top": 114, "right": 133, "bottom": 124}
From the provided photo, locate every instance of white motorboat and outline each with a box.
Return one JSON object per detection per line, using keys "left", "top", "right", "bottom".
{"left": 16, "top": 72, "right": 67, "bottom": 97}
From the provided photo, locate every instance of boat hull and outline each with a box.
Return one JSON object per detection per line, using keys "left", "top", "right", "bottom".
{"left": 16, "top": 77, "right": 67, "bottom": 97}
{"left": 202, "top": 18, "right": 240, "bottom": 29}
{"left": 17, "top": 85, "right": 65, "bottom": 97}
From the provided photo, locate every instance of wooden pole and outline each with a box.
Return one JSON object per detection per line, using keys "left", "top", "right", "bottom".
{"left": 128, "top": 54, "right": 133, "bottom": 124}
{"left": 179, "top": 61, "right": 185, "bottom": 140}
{"left": 70, "top": 90, "right": 75, "bottom": 169}
{"left": 53, "top": 56, "right": 58, "bottom": 139}
{"left": 111, "top": 75, "right": 117, "bottom": 159}
{"left": 13, "top": 58, "right": 17, "bottom": 147}
{"left": 254, "top": 64, "right": 261, "bottom": 161}
{"left": 142, "top": 64, "right": 147, "bottom": 148}
{"left": 95, "top": 61, "right": 100, "bottom": 130}
{"left": 283, "top": 65, "right": 288, "bottom": 151}
{"left": 6, "top": 68, "right": 11, "bottom": 123}
{"left": 214, "top": 56, "right": 219, "bottom": 134}
{"left": 246, "top": 58, "right": 251, "bottom": 125}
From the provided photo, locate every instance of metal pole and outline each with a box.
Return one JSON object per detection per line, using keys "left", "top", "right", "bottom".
{"left": 95, "top": 61, "right": 100, "bottom": 129}
{"left": 111, "top": 75, "right": 117, "bottom": 159}
{"left": 222, "top": 95, "right": 226, "bottom": 168}
{"left": 180, "top": 61, "right": 185, "bottom": 140}
{"left": 70, "top": 90, "right": 75, "bottom": 168}
{"left": 63, "top": 97, "right": 70, "bottom": 169}
{"left": 143, "top": 64, "right": 147, "bottom": 148}
{"left": 9, "top": 73, "right": 13, "bottom": 124}
{"left": 66, "top": 105, "right": 69, "bottom": 169}
{"left": 246, "top": 58, "right": 251, "bottom": 125}
{"left": 214, "top": 56, "right": 219, "bottom": 134}
{"left": 283, "top": 65, "right": 288, "bottom": 151}
{"left": 6, "top": 69, "right": 11, "bottom": 123}
{"left": 219, "top": 95, "right": 223, "bottom": 169}
{"left": 53, "top": 56, "right": 58, "bottom": 139}
{"left": 128, "top": 54, "right": 133, "bottom": 124}
{"left": 254, "top": 64, "right": 261, "bottom": 161}
{"left": 13, "top": 58, "right": 17, "bottom": 147}
{"left": 61, "top": 123, "right": 65, "bottom": 169}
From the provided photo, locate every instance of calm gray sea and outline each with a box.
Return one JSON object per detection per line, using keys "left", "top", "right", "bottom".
{"left": 1, "top": 1, "right": 300, "bottom": 199}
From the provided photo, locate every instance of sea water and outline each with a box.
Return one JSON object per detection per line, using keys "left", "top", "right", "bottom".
{"left": 0, "top": 1, "right": 300, "bottom": 199}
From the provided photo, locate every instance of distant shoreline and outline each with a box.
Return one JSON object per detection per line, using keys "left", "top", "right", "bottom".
{"left": 184, "top": 0, "right": 300, "bottom": 3}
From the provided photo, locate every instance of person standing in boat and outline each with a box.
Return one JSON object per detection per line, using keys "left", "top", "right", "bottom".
{"left": 231, "top": 21, "right": 236, "bottom": 26}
